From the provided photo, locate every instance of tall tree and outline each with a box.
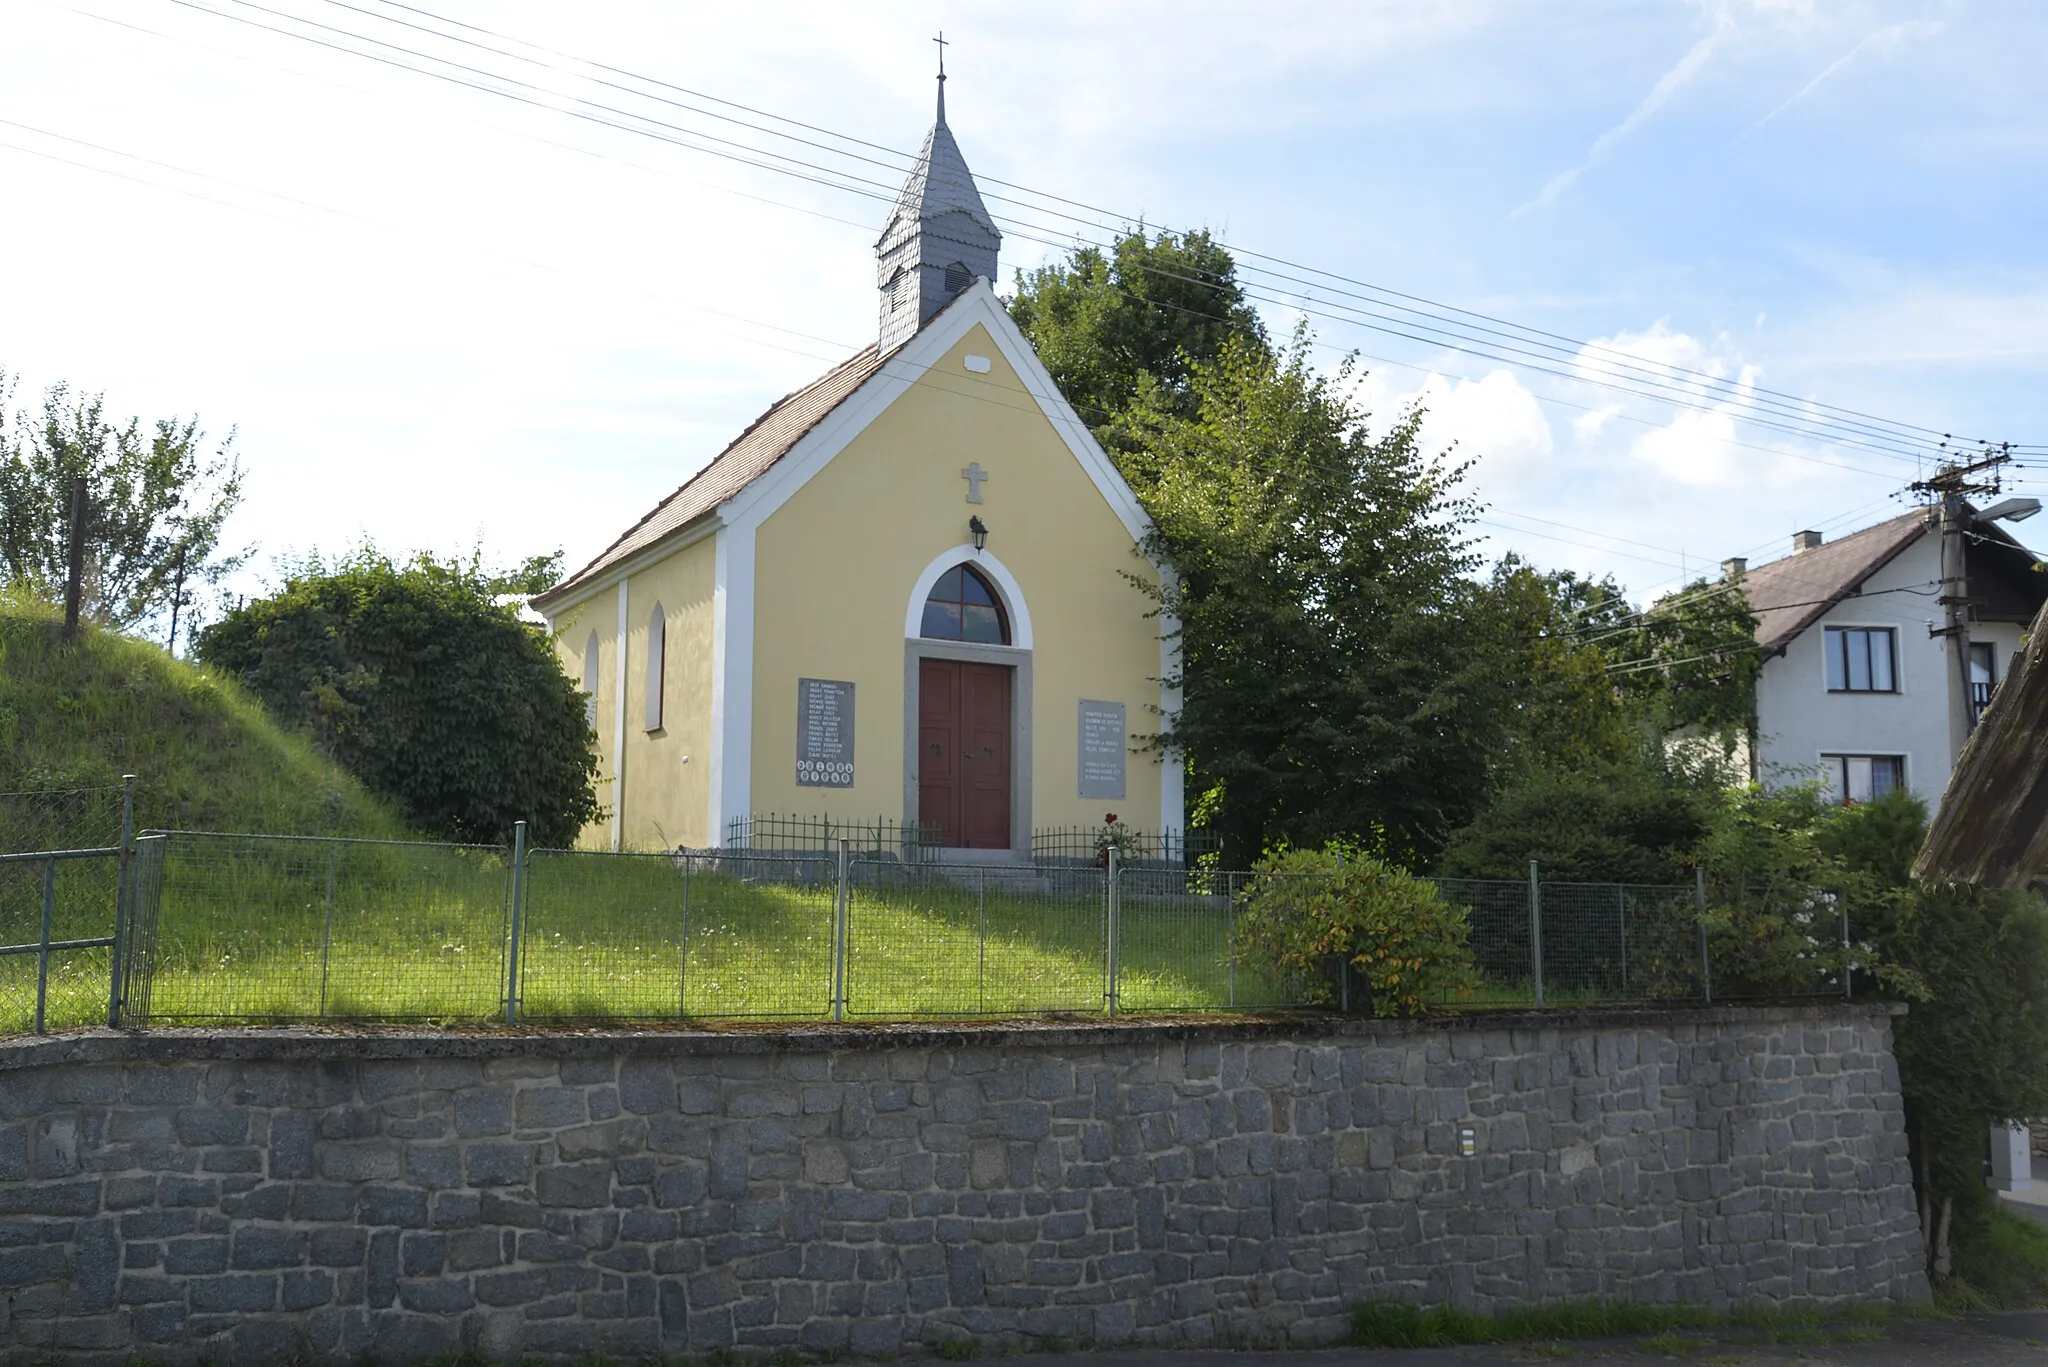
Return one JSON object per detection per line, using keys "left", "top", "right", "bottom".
{"left": 1010, "top": 228, "right": 1267, "bottom": 453}
{"left": 197, "top": 549, "right": 599, "bottom": 847}
{"left": 1128, "top": 329, "right": 1492, "bottom": 863}
{"left": 0, "top": 371, "right": 246, "bottom": 633}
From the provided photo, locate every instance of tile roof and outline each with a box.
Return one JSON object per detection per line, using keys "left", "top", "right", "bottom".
{"left": 536, "top": 341, "right": 888, "bottom": 608}
{"left": 1740, "top": 509, "right": 1933, "bottom": 651}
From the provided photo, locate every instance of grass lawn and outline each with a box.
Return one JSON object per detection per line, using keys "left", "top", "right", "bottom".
{"left": 73, "top": 836, "right": 1301, "bottom": 1029}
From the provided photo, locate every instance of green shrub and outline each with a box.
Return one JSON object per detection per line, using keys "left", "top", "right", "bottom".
{"left": 1235, "top": 843, "right": 1475, "bottom": 1015}
{"left": 1948, "top": 1203, "right": 2048, "bottom": 1309}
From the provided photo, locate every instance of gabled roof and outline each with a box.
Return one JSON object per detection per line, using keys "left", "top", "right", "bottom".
{"left": 535, "top": 341, "right": 890, "bottom": 609}
{"left": 1742, "top": 510, "right": 1933, "bottom": 652}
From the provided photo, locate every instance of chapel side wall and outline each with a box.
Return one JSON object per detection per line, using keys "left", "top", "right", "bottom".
{"left": 0, "top": 1008, "right": 1929, "bottom": 1363}
{"left": 548, "top": 600, "right": 615, "bottom": 851}
{"left": 617, "top": 537, "right": 718, "bottom": 850}
{"left": 1755, "top": 538, "right": 1954, "bottom": 805}
{"left": 749, "top": 322, "right": 1165, "bottom": 837}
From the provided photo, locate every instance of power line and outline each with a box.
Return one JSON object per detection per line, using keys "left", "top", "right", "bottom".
{"left": 145, "top": 0, "right": 2018, "bottom": 468}
{"left": 338, "top": 0, "right": 2011, "bottom": 463}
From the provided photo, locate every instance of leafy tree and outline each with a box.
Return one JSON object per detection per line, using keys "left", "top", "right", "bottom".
{"left": 1010, "top": 228, "right": 1267, "bottom": 452}
{"left": 1435, "top": 759, "right": 1714, "bottom": 884}
{"left": 0, "top": 371, "right": 246, "bottom": 633}
{"left": 1128, "top": 329, "right": 1490, "bottom": 863}
{"left": 196, "top": 549, "right": 598, "bottom": 846}
{"left": 1602, "top": 574, "right": 1761, "bottom": 738}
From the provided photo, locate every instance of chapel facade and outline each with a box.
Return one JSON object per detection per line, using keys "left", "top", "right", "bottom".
{"left": 532, "top": 76, "right": 1180, "bottom": 854}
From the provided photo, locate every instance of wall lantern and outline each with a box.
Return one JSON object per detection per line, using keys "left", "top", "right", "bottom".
{"left": 969, "top": 515, "right": 988, "bottom": 552}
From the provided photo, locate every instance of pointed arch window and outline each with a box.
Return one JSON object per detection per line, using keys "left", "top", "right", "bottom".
{"left": 885, "top": 265, "right": 906, "bottom": 312}
{"left": 581, "top": 632, "right": 600, "bottom": 730}
{"left": 644, "top": 603, "right": 667, "bottom": 732}
{"left": 944, "top": 261, "right": 973, "bottom": 294}
{"left": 920, "top": 564, "right": 1008, "bottom": 644}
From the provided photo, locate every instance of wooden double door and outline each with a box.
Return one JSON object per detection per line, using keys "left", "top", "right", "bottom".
{"left": 917, "top": 658, "right": 1013, "bottom": 849}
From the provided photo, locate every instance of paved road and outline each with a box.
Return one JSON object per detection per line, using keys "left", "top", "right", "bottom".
{"left": 994, "top": 1315, "right": 2048, "bottom": 1365}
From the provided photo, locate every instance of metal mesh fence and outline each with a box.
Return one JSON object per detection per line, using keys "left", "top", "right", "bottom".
{"left": 0, "top": 819, "right": 1866, "bottom": 1033}
{"left": 127, "top": 831, "right": 511, "bottom": 1023}
{"left": 0, "top": 848, "right": 119, "bottom": 1033}
{"left": 518, "top": 849, "right": 836, "bottom": 1021}
{"left": 846, "top": 861, "right": 1108, "bottom": 1017}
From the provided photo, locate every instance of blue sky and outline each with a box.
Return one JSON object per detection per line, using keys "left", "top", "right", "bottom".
{"left": 4, "top": 0, "right": 2044, "bottom": 624}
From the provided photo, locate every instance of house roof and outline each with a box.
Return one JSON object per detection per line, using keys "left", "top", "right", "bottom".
{"left": 1741, "top": 510, "right": 1934, "bottom": 652}
{"left": 535, "top": 340, "right": 890, "bottom": 609}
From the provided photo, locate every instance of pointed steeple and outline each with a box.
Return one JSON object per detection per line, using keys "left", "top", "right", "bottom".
{"left": 877, "top": 48, "right": 1001, "bottom": 350}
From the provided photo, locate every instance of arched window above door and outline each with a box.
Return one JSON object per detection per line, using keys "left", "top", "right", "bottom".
{"left": 920, "top": 564, "right": 1009, "bottom": 644}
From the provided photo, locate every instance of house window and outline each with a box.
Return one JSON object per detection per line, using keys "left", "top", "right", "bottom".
{"left": 1824, "top": 627, "right": 1897, "bottom": 692}
{"left": 1970, "top": 642, "right": 1998, "bottom": 722}
{"left": 644, "top": 603, "right": 666, "bottom": 732}
{"left": 1824, "top": 754, "right": 1904, "bottom": 805}
{"left": 581, "top": 632, "right": 600, "bottom": 731}
{"left": 920, "top": 564, "right": 1009, "bottom": 644}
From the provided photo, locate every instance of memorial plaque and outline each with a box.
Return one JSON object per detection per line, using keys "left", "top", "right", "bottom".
{"left": 796, "top": 678, "right": 856, "bottom": 788}
{"left": 1078, "top": 700, "right": 1127, "bottom": 800}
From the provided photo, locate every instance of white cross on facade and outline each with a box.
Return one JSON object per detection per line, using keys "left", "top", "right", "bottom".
{"left": 960, "top": 461, "right": 988, "bottom": 504}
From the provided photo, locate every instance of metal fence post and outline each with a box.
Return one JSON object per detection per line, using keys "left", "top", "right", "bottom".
{"left": 35, "top": 855, "right": 56, "bottom": 1035}
{"left": 1227, "top": 871, "right": 1238, "bottom": 1011}
{"left": 1695, "top": 867, "right": 1712, "bottom": 1005}
{"left": 1528, "top": 859, "right": 1544, "bottom": 1009}
{"left": 106, "top": 773, "right": 136, "bottom": 1027}
{"left": 1840, "top": 903, "right": 1853, "bottom": 1002}
{"left": 832, "top": 838, "right": 850, "bottom": 1022}
{"left": 679, "top": 853, "right": 693, "bottom": 1019}
{"left": 1105, "top": 847, "right": 1121, "bottom": 1017}
{"left": 318, "top": 842, "right": 338, "bottom": 1018}
{"left": 976, "top": 881, "right": 986, "bottom": 1016}
{"left": 1616, "top": 884, "right": 1629, "bottom": 996}
{"left": 505, "top": 821, "right": 528, "bottom": 1026}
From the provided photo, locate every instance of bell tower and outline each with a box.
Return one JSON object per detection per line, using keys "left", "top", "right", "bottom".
{"left": 877, "top": 44, "right": 1001, "bottom": 351}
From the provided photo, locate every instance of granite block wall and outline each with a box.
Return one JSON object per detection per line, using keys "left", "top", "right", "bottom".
{"left": 0, "top": 1007, "right": 1927, "bottom": 1363}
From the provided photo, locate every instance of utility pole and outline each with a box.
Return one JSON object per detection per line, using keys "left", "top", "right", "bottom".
{"left": 1911, "top": 443, "right": 2012, "bottom": 760}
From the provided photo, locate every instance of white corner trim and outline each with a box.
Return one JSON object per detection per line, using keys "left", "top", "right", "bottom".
{"left": 903, "top": 546, "right": 1034, "bottom": 650}
{"left": 709, "top": 523, "right": 756, "bottom": 845}
{"left": 611, "top": 580, "right": 630, "bottom": 852}
{"left": 1157, "top": 585, "right": 1184, "bottom": 833}
{"left": 535, "top": 515, "right": 722, "bottom": 618}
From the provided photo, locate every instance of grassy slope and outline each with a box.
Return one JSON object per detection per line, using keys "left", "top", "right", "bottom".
{"left": 0, "top": 601, "right": 405, "bottom": 842}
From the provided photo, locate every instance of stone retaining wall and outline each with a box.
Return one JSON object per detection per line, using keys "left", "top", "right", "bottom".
{"left": 0, "top": 1008, "right": 1927, "bottom": 1363}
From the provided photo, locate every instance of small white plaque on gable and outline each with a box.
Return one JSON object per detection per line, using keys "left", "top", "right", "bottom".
{"left": 963, "top": 354, "right": 992, "bottom": 374}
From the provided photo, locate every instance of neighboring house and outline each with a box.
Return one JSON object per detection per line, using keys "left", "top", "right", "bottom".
{"left": 531, "top": 75, "right": 1178, "bottom": 854}
{"left": 1740, "top": 507, "right": 2047, "bottom": 808}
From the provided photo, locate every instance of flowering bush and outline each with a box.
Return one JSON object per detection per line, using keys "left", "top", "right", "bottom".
{"left": 1093, "top": 812, "right": 1144, "bottom": 866}
{"left": 1236, "top": 843, "right": 1475, "bottom": 1016}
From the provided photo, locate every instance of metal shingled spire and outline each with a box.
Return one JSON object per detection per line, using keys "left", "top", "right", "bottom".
{"left": 876, "top": 37, "right": 1001, "bottom": 349}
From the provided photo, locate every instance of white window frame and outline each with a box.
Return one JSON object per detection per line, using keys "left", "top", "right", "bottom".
{"left": 581, "top": 631, "right": 601, "bottom": 731}
{"left": 1819, "top": 753, "right": 1906, "bottom": 805}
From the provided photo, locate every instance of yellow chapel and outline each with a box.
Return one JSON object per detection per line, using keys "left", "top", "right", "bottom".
{"left": 533, "top": 77, "right": 1180, "bottom": 855}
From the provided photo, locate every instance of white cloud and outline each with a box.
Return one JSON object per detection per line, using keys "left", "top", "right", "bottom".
{"left": 1395, "top": 368, "right": 1555, "bottom": 494}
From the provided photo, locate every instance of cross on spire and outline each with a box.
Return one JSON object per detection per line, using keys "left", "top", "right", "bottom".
{"left": 933, "top": 31, "right": 948, "bottom": 121}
